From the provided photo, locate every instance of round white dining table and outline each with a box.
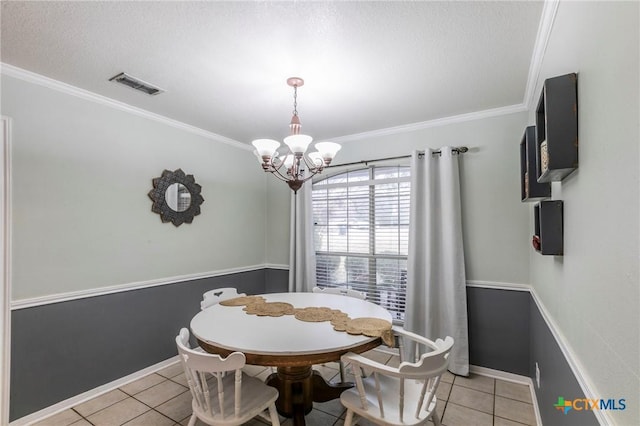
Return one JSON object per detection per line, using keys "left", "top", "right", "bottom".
{"left": 190, "top": 292, "right": 393, "bottom": 425}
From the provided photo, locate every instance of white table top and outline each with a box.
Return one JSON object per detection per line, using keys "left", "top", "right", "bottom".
{"left": 190, "top": 292, "right": 392, "bottom": 356}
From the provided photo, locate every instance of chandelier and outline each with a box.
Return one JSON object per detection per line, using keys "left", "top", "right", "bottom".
{"left": 252, "top": 77, "right": 341, "bottom": 192}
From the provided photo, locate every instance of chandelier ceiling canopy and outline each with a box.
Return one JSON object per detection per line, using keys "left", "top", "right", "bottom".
{"left": 252, "top": 77, "right": 341, "bottom": 192}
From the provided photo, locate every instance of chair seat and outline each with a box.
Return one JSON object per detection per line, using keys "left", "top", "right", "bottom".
{"left": 195, "top": 373, "right": 279, "bottom": 425}
{"left": 341, "top": 374, "right": 437, "bottom": 426}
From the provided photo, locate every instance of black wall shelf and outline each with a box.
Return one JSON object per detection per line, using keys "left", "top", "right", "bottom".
{"left": 536, "top": 73, "right": 578, "bottom": 182}
{"left": 520, "top": 126, "right": 551, "bottom": 201}
{"left": 533, "top": 200, "right": 563, "bottom": 256}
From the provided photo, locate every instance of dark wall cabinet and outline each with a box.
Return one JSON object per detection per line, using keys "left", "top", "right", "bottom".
{"left": 535, "top": 73, "right": 579, "bottom": 182}
{"left": 533, "top": 200, "right": 563, "bottom": 256}
{"left": 520, "top": 126, "right": 551, "bottom": 201}
{"left": 520, "top": 72, "right": 576, "bottom": 255}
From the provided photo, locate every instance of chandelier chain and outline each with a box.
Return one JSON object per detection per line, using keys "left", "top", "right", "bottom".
{"left": 292, "top": 84, "right": 298, "bottom": 116}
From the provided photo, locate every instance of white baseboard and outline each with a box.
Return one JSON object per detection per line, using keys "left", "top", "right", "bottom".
{"left": 470, "top": 365, "right": 542, "bottom": 426}
{"left": 9, "top": 357, "right": 180, "bottom": 426}
{"left": 470, "top": 364, "right": 531, "bottom": 385}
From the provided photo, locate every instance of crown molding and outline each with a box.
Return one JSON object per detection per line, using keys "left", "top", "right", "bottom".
{"left": 2, "top": 0, "right": 557, "bottom": 151}
{"left": 523, "top": 0, "right": 561, "bottom": 110}
{"left": 330, "top": 103, "right": 527, "bottom": 143}
{"left": 0, "top": 63, "right": 252, "bottom": 151}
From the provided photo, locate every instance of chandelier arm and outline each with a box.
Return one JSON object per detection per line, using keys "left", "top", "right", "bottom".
{"left": 270, "top": 164, "right": 294, "bottom": 182}
{"left": 252, "top": 77, "right": 340, "bottom": 192}
{"left": 299, "top": 170, "right": 320, "bottom": 184}
{"left": 301, "top": 155, "right": 323, "bottom": 173}
{"left": 269, "top": 171, "right": 290, "bottom": 182}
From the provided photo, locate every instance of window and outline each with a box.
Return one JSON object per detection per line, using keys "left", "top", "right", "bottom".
{"left": 312, "top": 166, "right": 410, "bottom": 322}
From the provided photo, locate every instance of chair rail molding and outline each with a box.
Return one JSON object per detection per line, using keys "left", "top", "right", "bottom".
{"left": 264, "top": 263, "right": 290, "bottom": 270}
{"left": 465, "top": 280, "right": 531, "bottom": 292}
{"left": 10, "top": 264, "right": 274, "bottom": 310}
{"left": 1, "top": 116, "right": 13, "bottom": 426}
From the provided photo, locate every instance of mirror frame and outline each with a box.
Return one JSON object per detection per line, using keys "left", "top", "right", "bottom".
{"left": 148, "top": 168, "right": 204, "bottom": 226}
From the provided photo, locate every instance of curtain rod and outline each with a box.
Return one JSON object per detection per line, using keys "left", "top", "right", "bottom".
{"left": 325, "top": 146, "right": 469, "bottom": 169}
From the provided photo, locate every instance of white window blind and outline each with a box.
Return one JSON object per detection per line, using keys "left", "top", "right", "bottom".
{"left": 312, "top": 166, "right": 410, "bottom": 322}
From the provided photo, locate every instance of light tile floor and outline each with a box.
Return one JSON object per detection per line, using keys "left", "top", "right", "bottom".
{"left": 33, "top": 350, "right": 537, "bottom": 426}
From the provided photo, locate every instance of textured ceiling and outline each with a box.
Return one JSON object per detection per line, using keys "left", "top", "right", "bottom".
{"left": 1, "top": 1, "right": 544, "bottom": 144}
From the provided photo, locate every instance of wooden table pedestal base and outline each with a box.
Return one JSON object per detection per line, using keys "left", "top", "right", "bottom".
{"left": 266, "top": 365, "right": 352, "bottom": 426}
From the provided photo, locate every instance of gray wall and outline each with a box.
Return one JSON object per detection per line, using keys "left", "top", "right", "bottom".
{"left": 529, "top": 298, "right": 598, "bottom": 426}
{"left": 10, "top": 269, "right": 269, "bottom": 421}
{"left": 11, "top": 273, "right": 598, "bottom": 425}
{"left": 265, "top": 268, "right": 289, "bottom": 293}
{"left": 467, "top": 286, "right": 597, "bottom": 424}
{"left": 467, "top": 287, "right": 530, "bottom": 376}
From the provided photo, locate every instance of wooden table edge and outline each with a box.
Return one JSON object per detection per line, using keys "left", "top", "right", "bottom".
{"left": 196, "top": 337, "right": 383, "bottom": 367}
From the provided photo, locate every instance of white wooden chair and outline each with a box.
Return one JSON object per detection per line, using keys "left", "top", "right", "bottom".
{"left": 201, "top": 287, "right": 246, "bottom": 310}
{"left": 340, "top": 327, "right": 454, "bottom": 426}
{"left": 312, "top": 286, "right": 367, "bottom": 382}
{"left": 176, "top": 328, "right": 280, "bottom": 426}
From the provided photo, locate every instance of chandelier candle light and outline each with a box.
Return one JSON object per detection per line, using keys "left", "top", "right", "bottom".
{"left": 252, "top": 77, "right": 341, "bottom": 192}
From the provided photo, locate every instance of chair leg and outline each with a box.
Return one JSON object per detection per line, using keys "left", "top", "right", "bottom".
{"left": 268, "top": 403, "right": 281, "bottom": 426}
{"left": 344, "top": 409, "right": 354, "bottom": 426}
{"left": 187, "top": 414, "right": 197, "bottom": 426}
{"left": 432, "top": 410, "right": 442, "bottom": 426}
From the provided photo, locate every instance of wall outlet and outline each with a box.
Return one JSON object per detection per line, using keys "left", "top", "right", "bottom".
{"left": 535, "top": 362, "right": 541, "bottom": 388}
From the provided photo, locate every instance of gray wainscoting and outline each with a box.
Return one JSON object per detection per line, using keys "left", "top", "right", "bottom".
{"left": 10, "top": 269, "right": 272, "bottom": 421}
{"left": 267, "top": 281, "right": 595, "bottom": 426}
{"left": 11, "top": 273, "right": 596, "bottom": 424}
{"left": 265, "top": 268, "right": 289, "bottom": 293}
{"left": 467, "top": 286, "right": 596, "bottom": 425}
{"left": 529, "top": 298, "right": 599, "bottom": 426}
{"left": 467, "top": 286, "right": 531, "bottom": 375}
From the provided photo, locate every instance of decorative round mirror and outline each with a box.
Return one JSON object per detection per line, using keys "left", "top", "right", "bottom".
{"left": 165, "top": 183, "right": 192, "bottom": 212}
{"left": 148, "top": 169, "right": 204, "bottom": 226}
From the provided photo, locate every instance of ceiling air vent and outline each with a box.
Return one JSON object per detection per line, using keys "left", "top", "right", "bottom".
{"left": 108, "top": 72, "right": 164, "bottom": 96}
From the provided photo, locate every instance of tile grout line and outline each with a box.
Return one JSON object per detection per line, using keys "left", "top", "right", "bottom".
{"left": 113, "top": 382, "right": 189, "bottom": 426}
{"left": 452, "top": 379, "right": 535, "bottom": 404}
{"left": 72, "top": 390, "right": 132, "bottom": 423}
{"left": 493, "top": 382, "right": 497, "bottom": 426}
{"left": 79, "top": 413, "right": 95, "bottom": 426}
{"left": 492, "top": 377, "right": 496, "bottom": 425}
{"left": 63, "top": 358, "right": 534, "bottom": 426}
